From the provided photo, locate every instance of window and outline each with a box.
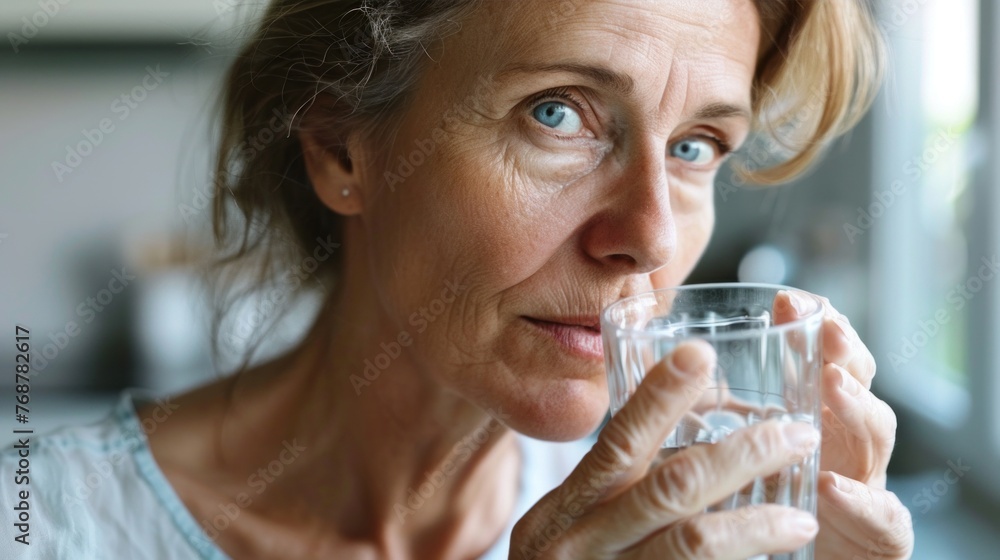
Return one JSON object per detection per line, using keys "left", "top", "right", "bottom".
{"left": 872, "top": 0, "right": 1000, "bottom": 496}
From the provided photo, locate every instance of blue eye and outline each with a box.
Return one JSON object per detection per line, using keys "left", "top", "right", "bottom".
{"left": 532, "top": 101, "right": 583, "bottom": 134}
{"left": 670, "top": 138, "right": 718, "bottom": 165}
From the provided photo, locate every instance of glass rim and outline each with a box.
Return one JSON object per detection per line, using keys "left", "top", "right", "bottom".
{"left": 600, "top": 282, "right": 826, "bottom": 341}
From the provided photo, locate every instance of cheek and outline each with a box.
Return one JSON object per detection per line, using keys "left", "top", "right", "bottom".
{"left": 651, "top": 187, "right": 715, "bottom": 288}
{"left": 508, "top": 128, "right": 612, "bottom": 193}
{"left": 385, "top": 132, "right": 571, "bottom": 285}
{"left": 361, "top": 130, "right": 555, "bottom": 365}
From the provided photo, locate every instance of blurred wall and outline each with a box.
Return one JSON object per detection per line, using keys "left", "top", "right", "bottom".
{"left": 0, "top": 45, "right": 230, "bottom": 389}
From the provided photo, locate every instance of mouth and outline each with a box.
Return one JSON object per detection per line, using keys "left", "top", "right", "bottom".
{"left": 523, "top": 316, "right": 604, "bottom": 361}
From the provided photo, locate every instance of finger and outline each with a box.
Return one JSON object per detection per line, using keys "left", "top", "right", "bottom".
{"left": 772, "top": 291, "right": 825, "bottom": 397}
{"left": 772, "top": 289, "right": 822, "bottom": 326}
{"left": 821, "top": 363, "right": 897, "bottom": 448}
{"left": 817, "top": 472, "right": 914, "bottom": 559}
{"left": 771, "top": 290, "right": 822, "bottom": 355}
{"left": 560, "top": 340, "right": 716, "bottom": 509}
{"left": 583, "top": 420, "right": 820, "bottom": 548}
{"left": 627, "top": 505, "right": 818, "bottom": 560}
{"left": 820, "top": 364, "right": 896, "bottom": 486}
{"left": 686, "top": 375, "right": 730, "bottom": 414}
{"left": 817, "top": 301, "right": 877, "bottom": 389}
{"left": 672, "top": 376, "right": 777, "bottom": 456}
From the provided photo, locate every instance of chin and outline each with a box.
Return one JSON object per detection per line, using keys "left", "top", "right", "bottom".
{"left": 486, "top": 376, "right": 609, "bottom": 442}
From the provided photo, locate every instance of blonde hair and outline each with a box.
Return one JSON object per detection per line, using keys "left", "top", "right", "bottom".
{"left": 748, "top": 0, "right": 886, "bottom": 183}
{"left": 207, "top": 0, "right": 885, "bottom": 360}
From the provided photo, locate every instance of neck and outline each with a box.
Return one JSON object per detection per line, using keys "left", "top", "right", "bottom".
{"left": 217, "top": 255, "right": 521, "bottom": 557}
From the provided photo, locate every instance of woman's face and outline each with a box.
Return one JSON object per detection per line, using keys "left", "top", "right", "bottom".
{"left": 349, "top": 0, "right": 759, "bottom": 440}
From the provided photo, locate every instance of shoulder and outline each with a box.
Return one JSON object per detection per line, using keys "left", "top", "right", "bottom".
{"left": 0, "top": 389, "right": 219, "bottom": 560}
{"left": 0, "top": 393, "right": 134, "bottom": 558}
{"left": 0, "top": 390, "right": 149, "bottom": 502}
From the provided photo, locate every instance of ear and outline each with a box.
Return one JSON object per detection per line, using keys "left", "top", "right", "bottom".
{"left": 300, "top": 129, "right": 364, "bottom": 216}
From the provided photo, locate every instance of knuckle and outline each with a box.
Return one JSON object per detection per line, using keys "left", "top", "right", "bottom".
{"left": 862, "top": 389, "right": 882, "bottom": 418}
{"left": 594, "top": 422, "right": 638, "bottom": 472}
{"left": 880, "top": 400, "right": 898, "bottom": 438}
{"left": 865, "top": 348, "right": 877, "bottom": 369}
{"left": 675, "top": 518, "right": 722, "bottom": 559}
{"left": 648, "top": 453, "right": 703, "bottom": 516}
{"left": 853, "top": 480, "right": 877, "bottom": 515}
{"left": 741, "top": 423, "right": 783, "bottom": 464}
{"left": 509, "top": 519, "right": 576, "bottom": 560}
{"left": 862, "top": 352, "right": 878, "bottom": 381}
{"left": 880, "top": 492, "right": 915, "bottom": 554}
{"left": 750, "top": 504, "right": 780, "bottom": 534}
{"left": 510, "top": 519, "right": 530, "bottom": 545}
{"left": 837, "top": 312, "right": 852, "bottom": 327}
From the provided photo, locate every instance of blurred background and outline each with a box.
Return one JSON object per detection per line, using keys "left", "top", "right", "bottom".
{"left": 1, "top": 1, "right": 998, "bottom": 557}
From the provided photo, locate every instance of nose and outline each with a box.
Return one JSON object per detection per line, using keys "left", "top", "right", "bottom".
{"left": 580, "top": 139, "right": 677, "bottom": 274}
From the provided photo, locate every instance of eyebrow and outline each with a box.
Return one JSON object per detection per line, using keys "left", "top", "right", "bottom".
{"left": 693, "top": 102, "right": 752, "bottom": 122}
{"left": 497, "top": 61, "right": 636, "bottom": 97}
{"left": 496, "top": 62, "right": 752, "bottom": 123}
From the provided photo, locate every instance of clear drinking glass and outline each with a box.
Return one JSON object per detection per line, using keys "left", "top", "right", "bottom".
{"left": 601, "top": 283, "right": 824, "bottom": 560}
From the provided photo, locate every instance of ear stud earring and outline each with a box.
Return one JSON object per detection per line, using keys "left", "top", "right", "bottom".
{"left": 341, "top": 188, "right": 350, "bottom": 197}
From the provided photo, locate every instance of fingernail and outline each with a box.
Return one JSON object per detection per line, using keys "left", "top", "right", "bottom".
{"left": 670, "top": 341, "right": 712, "bottom": 379}
{"left": 830, "top": 473, "right": 850, "bottom": 494}
{"left": 833, "top": 315, "right": 851, "bottom": 339}
{"left": 786, "top": 291, "right": 811, "bottom": 315}
{"left": 837, "top": 366, "right": 861, "bottom": 396}
{"left": 783, "top": 423, "right": 820, "bottom": 454}
{"left": 791, "top": 512, "right": 819, "bottom": 535}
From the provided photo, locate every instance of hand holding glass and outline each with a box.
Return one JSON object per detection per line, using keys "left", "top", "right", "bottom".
{"left": 602, "top": 283, "right": 824, "bottom": 560}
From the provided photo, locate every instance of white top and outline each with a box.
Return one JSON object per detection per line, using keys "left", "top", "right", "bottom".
{"left": 0, "top": 389, "right": 596, "bottom": 559}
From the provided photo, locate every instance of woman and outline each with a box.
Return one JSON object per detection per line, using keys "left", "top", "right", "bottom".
{"left": 1, "top": 0, "right": 914, "bottom": 558}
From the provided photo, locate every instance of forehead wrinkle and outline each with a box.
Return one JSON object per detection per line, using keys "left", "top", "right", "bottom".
{"left": 453, "top": 0, "right": 757, "bottom": 128}
{"left": 664, "top": 44, "right": 755, "bottom": 124}
{"left": 494, "top": 1, "right": 683, "bottom": 62}
{"left": 656, "top": 58, "right": 687, "bottom": 130}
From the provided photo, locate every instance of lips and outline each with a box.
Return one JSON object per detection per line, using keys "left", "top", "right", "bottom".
{"left": 527, "top": 316, "right": 601, "bottom": 331}
{"left": 523, "top": 316, "right": 604, "bottom": 360}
